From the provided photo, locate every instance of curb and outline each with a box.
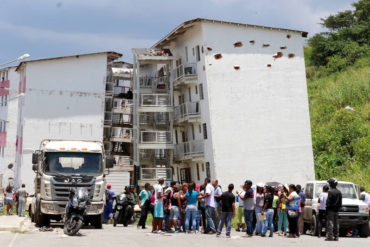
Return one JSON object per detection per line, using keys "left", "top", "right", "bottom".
{"left": 0, "top": 217, "right": 27, "bottom": 232}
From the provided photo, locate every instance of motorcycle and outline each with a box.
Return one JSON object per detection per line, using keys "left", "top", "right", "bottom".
{"left": 113, "top": 193, "right": 136, "bottom": 227}
{"left": 63, "top": 187, "right": 90, "bottom": 236}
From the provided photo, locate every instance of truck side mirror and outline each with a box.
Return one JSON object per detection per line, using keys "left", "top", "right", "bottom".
{"left": 32, "top": 152, "right": 39, "bottom": 164}
{"left": 32, "top": 164, "right": 38, "bottom": 172}
{"left": 106, "top": 157, "right": 115, "bottom": 169}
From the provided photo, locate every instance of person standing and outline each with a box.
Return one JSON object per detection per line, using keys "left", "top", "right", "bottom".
{"left": 254, "top": 183, "right": 265, "bottom": 236}
{"left": 359, "top": 187, "right": 366, "bottom": 201}
{"left": 272, "top": 187, "right": 279, "bottom": 232}
{"left": 235, "top": 185, "right": 246, "bottom": 232}
{"left": 164, "top": 181, "right": 176, "bottom": 232}
{"left": 198, "top": 184, "right": 206, "bottom": 233}
{"left": 179, "top": 183, "right": 188, "bottom": 232}
{"left": 277, "top": 186, "right": 288, "bottom": 236}
{"left": 261, "top": 186, "right": 274, "bottom": 237}
{"left": 202, "top": 178, "right": 216, "bottom": 234}
{"left": 296, "top": 184, "right": 306, "bottom": 236}
{"left": 317, "top": 185, "right": 329, "bottom": 238}
{"left": 185, "top": 183, "right": 200, "bottom": 233}
{"left": 137, "top": 183, "right": 151, "bottom": 229}
{"left": 4, "top": 185, "right": 14, "bottom": 215}
{"left": 104, "top": 184, "right": 115, "bottom": 223}
{"left": 284, "top": 184, "right": 300, "bottom": 238}
{"left": 216, "top": 184, "right": 235, "bottom": 238}
{"left": 168, "top": 185, "right": 182, "bottom": 233}
{"left": 239, "top": 180, "right": 255, "bottom": 237}
{"left": 325, "top": 178, "right": 342, "bottom": 241}
{"left": 213, "top": 179, "right": 222, "bottom": 228}
{"left": 153, "top": 178, "right": 165, "bottom": 233}
{"left": 17, "top": 184, "right": 28, "bottom": 217}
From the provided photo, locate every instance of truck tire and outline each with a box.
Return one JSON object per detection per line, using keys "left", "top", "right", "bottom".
{"left": 29, "top": 205, "right": 34, "bottom": 223}
{"left": 93, "top": 214, "right": 103, "bottom": 229}
{"left": 311, "top": 214, "right": 318, "bottom": 236}
{"left": 359, "top": 222, "right": 369, "bottom": 238}
{"left": 35, "top": 202, "right": 50, "bottom": 227}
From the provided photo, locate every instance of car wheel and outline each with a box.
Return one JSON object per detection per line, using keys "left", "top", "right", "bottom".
{"left": 311, "top": 214, "right": 318, "bottom": 236}
{"left": 358, "top": 222, "right": 369, "bottom": 238}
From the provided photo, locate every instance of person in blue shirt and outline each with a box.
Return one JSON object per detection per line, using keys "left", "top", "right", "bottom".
{"left": 185, "top": 183, "right": 201, "bottom": 233}
{"left": 104, "top": 184, "right": 115, "bottom": 223}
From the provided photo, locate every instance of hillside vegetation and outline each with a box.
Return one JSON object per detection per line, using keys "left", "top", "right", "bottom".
{"left": 305, "top": 0, "right": 370, "bottom": 189}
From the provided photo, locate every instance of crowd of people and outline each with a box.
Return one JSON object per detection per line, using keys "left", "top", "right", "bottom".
{"left": 2, "top": 183, "right": 29, "bottom": 217}
{"left": 127, "top": 177, "right": 347, "bottom": 241}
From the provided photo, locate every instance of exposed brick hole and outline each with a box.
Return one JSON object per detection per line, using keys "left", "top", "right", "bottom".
{"left": 288, "top": 53, "right": 295, "bottom": 58}
{"left": 249, "top": 40, "right": 255, "bottom": 45}
{"left": 207, "top": 47, "right": 213, "bottom": 51}
{"left": 267, "top": 64, "right": 272, "bottom": 68}
{"left": 234, "top": 65, "right": 240, "bottom": 70}
{"left": 287, "top": 34, "right": 291, "bottom": 39}
{"left": 214, "top": 53, "right": 222, "bottom": 59}
{"left": 234, "top": 41, "right": 243, "bottom": 47}
{"left": 263, "top": 44, "right": 270, "bottom": 48}
{"left": 201, "top": 46, "right": 204, "bottom": 53}
{"left": 273, "top": 52, "right": 283, "bottom": 59}
{"left": 280, "top": 46, "right": 287, "bottom": 50}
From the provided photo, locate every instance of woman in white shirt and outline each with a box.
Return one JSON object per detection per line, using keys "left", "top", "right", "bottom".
{"left": 317, "top": 185, "right": 329, "bottom": 237}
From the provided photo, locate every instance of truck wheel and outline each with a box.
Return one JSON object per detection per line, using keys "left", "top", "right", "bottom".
{"left": 93, "top": 214, "right": 103, "bottom": 229}
{"left": 29, "top": 205, "right": 34, "bottom": 222}
{"left": 359, "top": 222, "right": 369, "bottom": 238}
{"left": 311, "top": 214, "right": 318, "bottom": 236}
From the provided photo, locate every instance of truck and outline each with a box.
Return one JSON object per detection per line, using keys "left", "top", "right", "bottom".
{"left": 29, "top": 140, "right": 114, "bottom": 228}
{"left": 303, "top": 180, "right": 369, "bottom": 238}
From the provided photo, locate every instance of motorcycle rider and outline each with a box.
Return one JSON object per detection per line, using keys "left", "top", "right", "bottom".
{"left": 104, "top": 184, "right": 115, "bottom": 224}
{"left": 325, "top": 178, "right": 342, "bottom": 241}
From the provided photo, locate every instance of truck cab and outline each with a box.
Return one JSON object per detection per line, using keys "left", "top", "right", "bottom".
{"left": 303, "top": 180, "right": 369, "bottom": 237}
{"left": 30, "top": 140, "right": 114, "bottom": 228}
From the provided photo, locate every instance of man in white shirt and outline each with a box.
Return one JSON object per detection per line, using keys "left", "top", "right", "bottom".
{"left": 317, "top": 185, "right": 329, "bottom": 237}
{"left": 153, "top": 178, "right": 165, "bottom": 233}
{"left": 359, "top": 187, "right": 366, "bottom": 201}
{"left": 201, "top": 178, "right": 216, "bottom": 233}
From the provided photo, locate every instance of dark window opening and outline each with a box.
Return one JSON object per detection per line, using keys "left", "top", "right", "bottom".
{"left": 196, "top": 163, "right": 200, "bottom": 181}
{"left": 196, "top": 45, "right": 201, "bottom": 61}
{"left": 206, "top": 162, "right": 211, "bottom": 179}
{"left": 202, "top": 123, "right": 207, "bottom": 140}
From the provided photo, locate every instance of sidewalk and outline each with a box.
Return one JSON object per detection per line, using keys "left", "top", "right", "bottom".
{"left": 0, "top": 215, "right": 30, "bottom": 231}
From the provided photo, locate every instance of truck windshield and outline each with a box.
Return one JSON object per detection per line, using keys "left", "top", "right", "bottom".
{"left": 315, "top": 183, "right": 357, "bottom": 199}
{"left": 44, "top": 152, "right": 102, "bottom": 176}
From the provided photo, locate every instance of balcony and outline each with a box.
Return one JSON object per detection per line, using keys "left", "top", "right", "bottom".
{"left": 133, "top": 48, "right": 174, "bottom": 64}
{"left": 110, "top": 127, "right": 133, "bottom": 143}
{"left": 112, "top": 113, "right": 132, "bottom": 126}
{"left": 139, "top": 94, "right": 172, "bottom": 112}
{"left": 174, "top": 63, "right": 198, "bottom": 89}
{"left": 140, "top": 168, "right": 172, "bottom": 180}
{"left": 111, "top": 67, "right": 132, "bottom": 80}
{"left": 104, "top": 112, "right": 112, "bottom": 125}
{"left": 140, "top": 76, "right": 169, "bottom": 93}
{"left": 111, "top": 155, "right": 133, "bottom": 171}
{"left": 139, "top": 131, "right": 173, "bottom": 149}
{"left": 174, "top": 140, "right": 204, "bottom": 161}
{"left": 112, "top": 99, "right": 133, "bottom": 114}
{"left": 174, "top": 102, "right": 201, "bottom": 124}
{"left": 105, "top": 82, "right": 114, "bottom": 96}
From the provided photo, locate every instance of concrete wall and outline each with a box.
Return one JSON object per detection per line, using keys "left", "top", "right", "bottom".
{"left": 201, "top": 22, "right": 315, "bottom": 188}
{"left": 16, "top": 54, "right": 108, "bottom": 191}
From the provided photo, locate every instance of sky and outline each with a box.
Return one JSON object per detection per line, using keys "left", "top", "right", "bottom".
{"left": 0, "top": 0, "right": 356, "bottom": 64}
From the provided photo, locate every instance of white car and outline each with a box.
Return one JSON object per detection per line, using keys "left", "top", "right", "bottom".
{"left": 303, "top": 181, "right": 369, "bottom": 238}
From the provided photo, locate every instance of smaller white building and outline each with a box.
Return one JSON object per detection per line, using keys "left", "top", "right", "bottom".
{"left": 0, "top": 66, "right": 19, "bottom": 188}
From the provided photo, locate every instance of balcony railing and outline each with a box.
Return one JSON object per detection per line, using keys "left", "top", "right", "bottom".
{"left": 174, "top": 63, "right": 197, "bottom": 81}
{"left": 140, "top": 94, "right": 171, "bottom": 107}
{"left": 140, "top": 76, "right": 169, "bottom": 90}
{"left": 140, "top": 131, "right": 172, "bottom": 144}
{"left": 111, "top": 127, "right": 133, "bottom": 142}
{"left": 113, "top": 155, "right": 132, "bottom": 166}
{"left": 113, "top": 99, "right": 133, "bottom": 114}
{"left": 112, "top": 113, "right": 132, "bottom": 125}
{"left": 174, "top": 102, "right": 200, "bottom": 120}
{"left": 175, "top": 140, "right": 204, "bottom": 160}
{"left": 140, "top": 168, "right": 172, "bottom": 180}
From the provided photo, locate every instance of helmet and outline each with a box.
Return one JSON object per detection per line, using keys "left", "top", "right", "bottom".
{"left": 107, "top": 184, "right": 111, "bottom": 189}
{"left": 327, "top": 178, "right": 338, "bottom": 187}
{"left": 244, "top": 180, "right": 253, "bottom": 186}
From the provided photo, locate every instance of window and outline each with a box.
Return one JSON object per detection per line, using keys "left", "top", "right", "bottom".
{"left": 188, "top": 88, "right": 191, "bottom": 102}
{"left": 196, "top": 163, "right": 200, "bottom": 181}
{"left": 201, "top": 163, "right": 204, "bottom": 172}
{"left": 206, "top": 162, "right": 211, "bottom": 179}
{"left": 0, "top": 96, "right": 3, "bottom": 106}
{"left": 3, "top": 122, "right": 6, "bottom": 132}
{"left": 202, "top": 123, "right": 207, "bottom": 139}
{"left": 0, "top": 122, "right": 2, "bottom": 132}
{"left": 196, "top": 45, "right": 200, "bottom": 62}
{"left": 191, "top": 124, "right": 195, "bottom": 140}
{"left": 4, "top": 95, "right": 7, "bottom": 106}
{"left": 199, "top": 84, "right": 204, "bottom": 100}
{"left": 192, "top": 47, "right": 195, "bottom": 56}
{"left": 185, "top": 46, "right": 188, "bottom": 62}
{"left": 199, "top": 124, "right": 201, "bottom": 133}
{"left": 177, "top": 167, "right": 180, "bottom": 182}
{"left": 195, "top": 85, "right": 198, "bottom": 94}
{"left": 175, "top": 130, "right": 178, "bottom": 144}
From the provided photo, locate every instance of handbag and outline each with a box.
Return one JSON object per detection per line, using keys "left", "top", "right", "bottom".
{"left": 288, "top": 210, "right": 298, "bottom": 218}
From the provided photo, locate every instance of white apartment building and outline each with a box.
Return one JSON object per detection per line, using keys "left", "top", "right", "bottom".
{"left": 14, "top": 52, "right": 123, "bottom": 192}
{"left": 0, "top": 66, "right": 19, "bottom": 188}
{"left": 134, "top": 18, "right": 315, "bottom": 188}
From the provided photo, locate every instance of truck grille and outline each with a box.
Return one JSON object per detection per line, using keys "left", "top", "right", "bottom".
{"left": 340, "top": 205, "right": 359, "bottom": 213}
{"left": 50, "top": 176, "right": 95, "bottom": 201}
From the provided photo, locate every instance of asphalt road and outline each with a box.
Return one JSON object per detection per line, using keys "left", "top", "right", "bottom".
{"left": 0, "top": 221, "right": 369, "bottom": 247}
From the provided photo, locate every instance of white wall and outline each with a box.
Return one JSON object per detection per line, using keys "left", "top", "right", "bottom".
{"left": 201, "top": 22, "right": 315, "bottom": 188}
{"left": 17, "top": 54, "right": 108, "bottom": 191}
